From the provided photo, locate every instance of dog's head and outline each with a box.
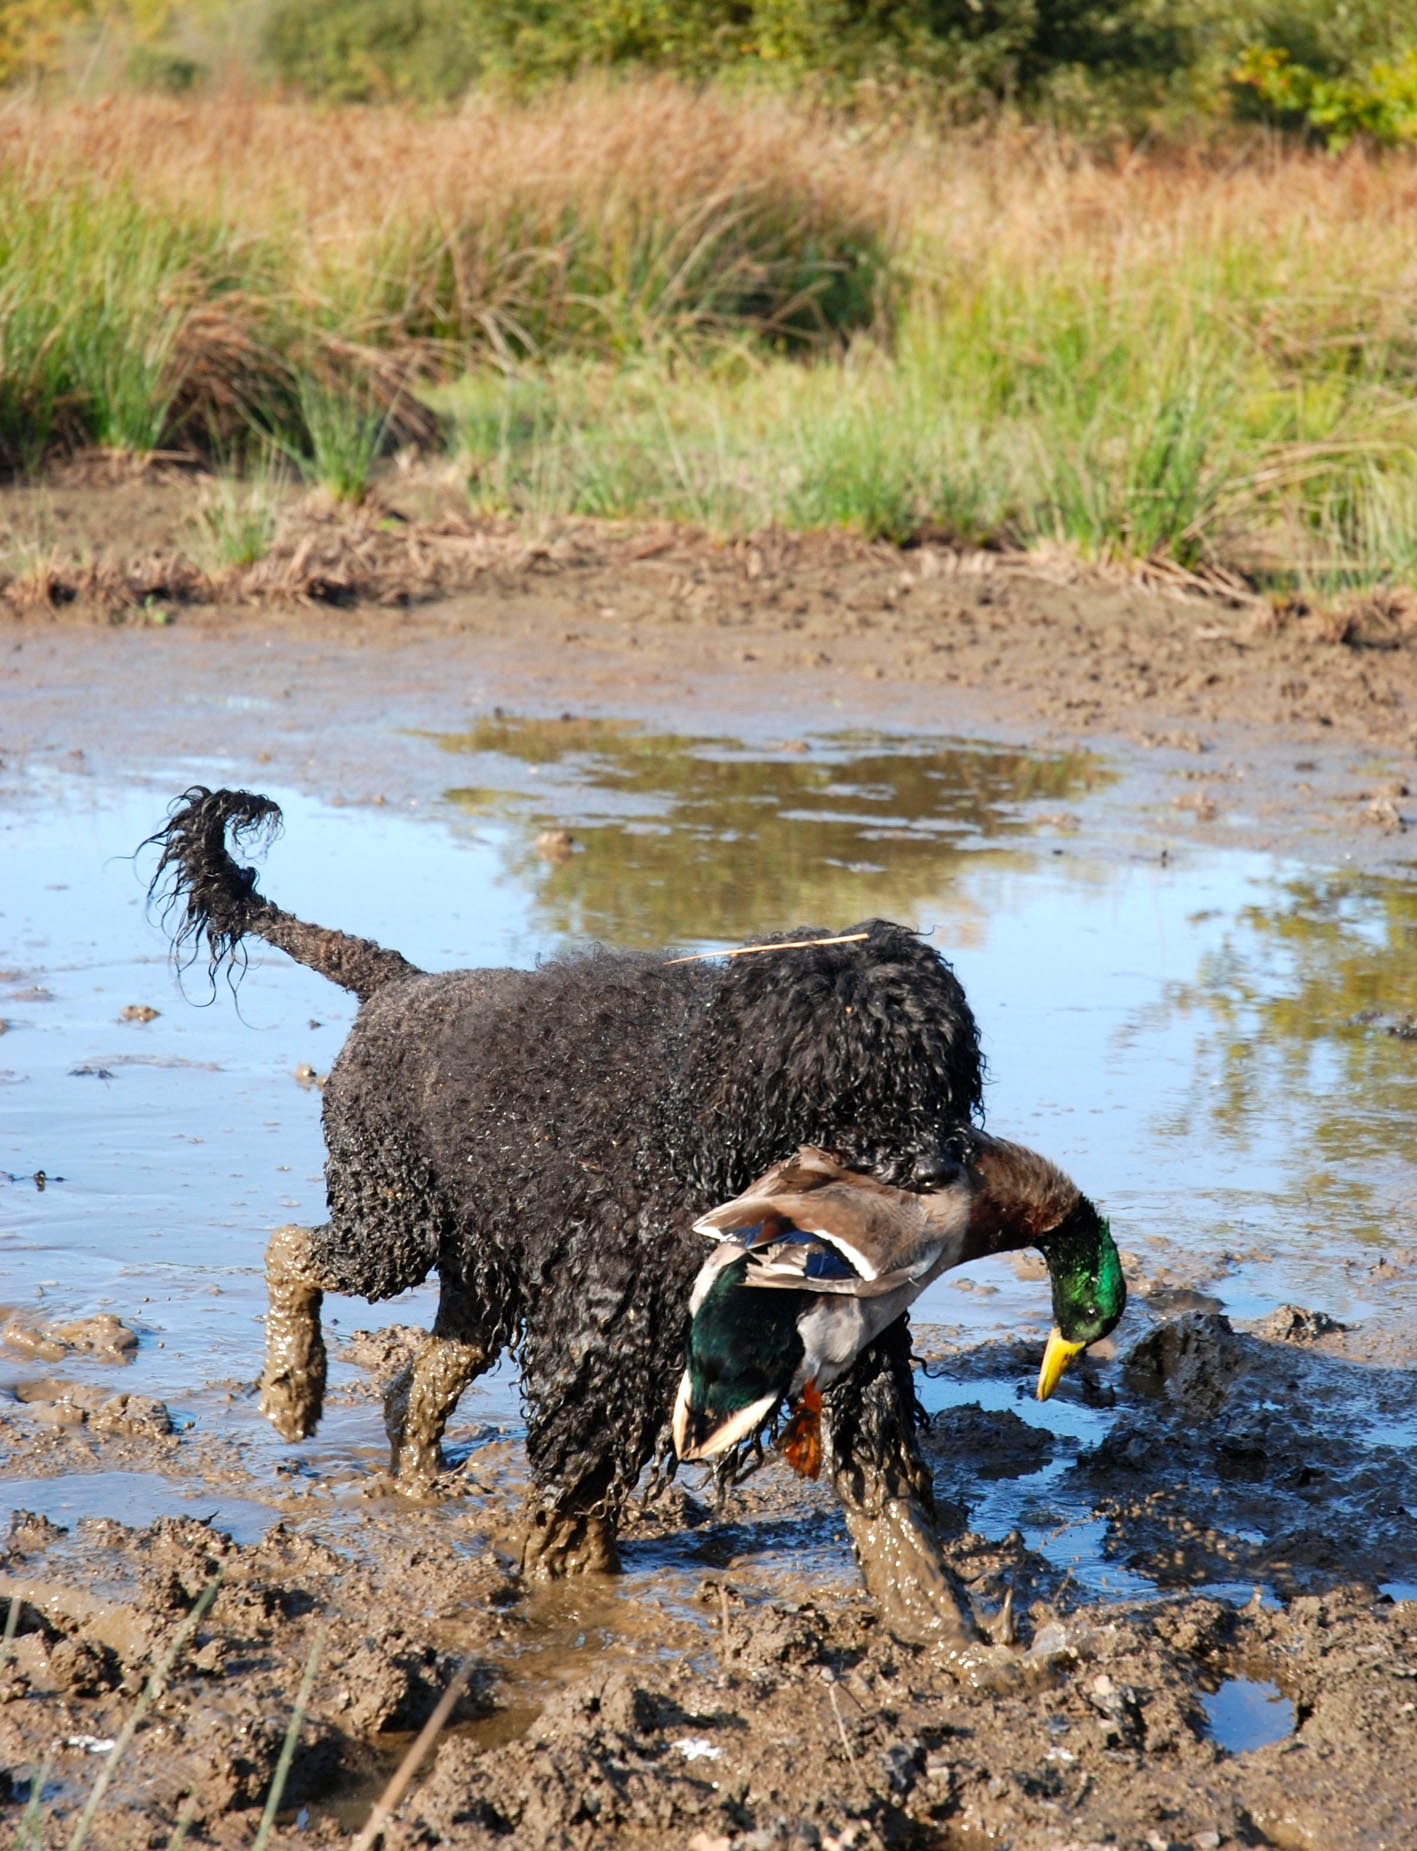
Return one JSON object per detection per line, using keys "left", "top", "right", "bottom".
{"left": 678, "top": 920, "right": 984, "bottom": 1195}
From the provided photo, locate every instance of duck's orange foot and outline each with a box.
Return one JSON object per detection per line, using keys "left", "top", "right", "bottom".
{"left": 779, "top": 1380, "right": 824, "bottom": 1479}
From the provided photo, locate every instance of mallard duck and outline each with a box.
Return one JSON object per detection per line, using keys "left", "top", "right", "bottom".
{"left": 671, "top": 1133, "right": 1124, "bottom": 1478}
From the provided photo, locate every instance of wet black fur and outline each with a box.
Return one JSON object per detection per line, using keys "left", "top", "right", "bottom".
{"left": 146, "top": 787, "right": 984, "bottom": 1542}
{"left": 143, "top": 788, "right": 281, "bottom": 989}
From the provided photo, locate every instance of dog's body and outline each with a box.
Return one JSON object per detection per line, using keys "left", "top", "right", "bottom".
{"left": 149, "top": 788, "right": 986, "bottom": 1643}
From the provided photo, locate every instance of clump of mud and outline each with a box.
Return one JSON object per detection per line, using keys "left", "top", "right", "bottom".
{"left": 2, "top": 1313, "right": 139, "bottom": 1365}
{"left": 0, "top": 1513, "right": 499, "bottom": 1847}
{"left": 2, "top": 1306, "right": 1415, "bottom": 1849}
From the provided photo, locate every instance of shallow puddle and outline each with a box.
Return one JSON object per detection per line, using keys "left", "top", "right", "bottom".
{"left": 1201, "top": 1676, "right": 1296, "bottom": 1754}
{"left": 4, "top": 717, "right": 1417, "bottom": 1617}
{"left": 427, "top": 715, "right": 1108, "bottom": 947}
{"left": 0, "top": 1471, "right": 275, "bottom": 1546}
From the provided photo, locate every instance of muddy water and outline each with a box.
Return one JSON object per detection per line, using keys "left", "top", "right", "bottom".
{"left": 4, "top": 718, "right": 1417, "bottom": 1621}
{"left": 1201, "top": 1676, "right": 1296, "bottom": 1755}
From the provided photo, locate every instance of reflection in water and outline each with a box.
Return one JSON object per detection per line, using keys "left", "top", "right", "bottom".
{"left": 427, "top": 715, "right": 1105, "bottom": 947}
{"left": 1149, "top": 874, "right": 1417, "bottom": 1239}
{"left": 7, "top": 731, "right": 1417, "bottom": 1615}
{"left": 1201, "top": 1677, "right": 1295, "bottom": 1755}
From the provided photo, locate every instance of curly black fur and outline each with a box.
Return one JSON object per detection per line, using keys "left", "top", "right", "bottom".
{"left": 145, "top": 787, "right": 985, "bottom": 1567}
{"left": 142, "top": 787, "right": 283, "bottom": 990}
{"left": 144, "top": 788, "right": 417, "bottom": 1002}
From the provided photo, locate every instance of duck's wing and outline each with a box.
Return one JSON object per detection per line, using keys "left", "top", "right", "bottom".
{"left": 699, "top": 1192, "right": 976, "bottom": 1295}
{"left": 694, "top": 1152, "right": 975, "bottom": 1296}
{"left": 691, "top": 1147, "right": 854, "bottom": 1232}
{"left": 742, "top": 1228, "right": 944, "bottom": 1298}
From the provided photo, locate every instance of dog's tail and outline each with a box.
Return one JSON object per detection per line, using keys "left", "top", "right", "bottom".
{"left": 143, "top": 787, "right": 421, "bottom": 1002}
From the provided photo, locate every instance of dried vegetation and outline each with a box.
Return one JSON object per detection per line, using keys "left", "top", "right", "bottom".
{"left": 3, "top": 85, "right": 1417, "bottom": 590}
{"left": 0, "top": 84, "right": 888, "bottom": 470}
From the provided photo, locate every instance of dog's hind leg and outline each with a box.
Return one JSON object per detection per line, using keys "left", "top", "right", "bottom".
{"left": 260, "top": 1224, "right": 329, "bottom": 1441}
{"left": 515, "top": 1278, "right": 670, "bottom": 1579}
{"left": 384, "top": 1283, "right": 494, "bottom": 1494}
{"left": 823, "top": 1318, "right": 979, "bottom": 1650}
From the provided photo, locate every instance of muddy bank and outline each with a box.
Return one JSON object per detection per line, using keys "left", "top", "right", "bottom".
{"left": 2, "top": 1299, "right": 1415, "bottom": 1850}
{"left": 5, "top": 472, "right": 1417, "bottom": 872}
{"left": 5, "top": 475, "right": 1417, "bottom": 1849}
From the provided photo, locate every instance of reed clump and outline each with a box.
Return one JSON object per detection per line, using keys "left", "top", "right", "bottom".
{"left": 456, "top": 133, "right": 1417, "bottom": 588}
{"left": 0, "top": 83, "right": 892, "bottom": 472}
{"left": 3, "top": 85, "right": 1417, "bottom": 588}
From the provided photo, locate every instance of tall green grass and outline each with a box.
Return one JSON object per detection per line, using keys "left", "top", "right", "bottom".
{"left": 0, "top": 87, "right": 890, "bottom": 475}
{"left": 5, "top": 89, "right": 1417, "bottom": 592}
{"left": 186, "top": 449, "right": 289, "bottom": 567}
{"left": 0, "top": 176, "right": 286, "bottom": 467}
{"left": 451, "top": 243, "right": 1417, "bottom": 587}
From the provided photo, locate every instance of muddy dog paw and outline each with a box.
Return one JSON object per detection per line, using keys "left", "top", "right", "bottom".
{"left": 520, "top": 1506, "right": 621, "bottom": 1579}
{"left": 258, "top": 1224, "right": 327, "bottom": 1441}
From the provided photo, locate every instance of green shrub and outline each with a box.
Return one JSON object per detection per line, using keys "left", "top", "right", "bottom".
{"left": 125, "top": 43, "right": 206, "bottom": 92}
{"left": 1227, "top": 0, "right": 1417, "bottom": 81}
{"left": 8, "top": 0, "right": 1417, "bottom": 147}
{"left": 261, "top": 0, "right": 481, "bottom": 101}
{"left": 1231, "top": 46, "right": 1417, "bottom": 149}
{"left": 259, "top": 0, "right": 1199, "bottom": 112}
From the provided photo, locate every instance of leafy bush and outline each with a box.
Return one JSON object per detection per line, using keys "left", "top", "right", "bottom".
{"left": 258, "top": 0, "right": 1198, "bottom": 111}
{"left": 125, "top": 43, "right": 206, "bottom": 92}
{"left": 1231, "top": 46, "right": 1417, "bottom": 149}
{"left": 0, "top": 0, "right": 89, "bottom": 85}
{"left": 5, "top": 0, "right": 1417, "bottom": 151}
{"left": 1227, "top": 0, "right": 1417, "bottom": 82}
{"left": 261, "top": 0, "right": 480, "bottom": 103}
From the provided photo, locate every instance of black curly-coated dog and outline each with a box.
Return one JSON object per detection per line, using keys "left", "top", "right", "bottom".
{"left": 146, "top": 786, "right": 988, "bottom": 1644}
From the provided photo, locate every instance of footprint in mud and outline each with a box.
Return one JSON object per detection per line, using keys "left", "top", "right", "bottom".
{"left": 1201, "top": 1674, "right": 1295, "bottom": 1754}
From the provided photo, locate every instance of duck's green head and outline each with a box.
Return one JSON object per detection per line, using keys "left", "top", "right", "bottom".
{"left": 1036, "top": 1198, "right": 1126, "bottom": 1400}
{"left": 673, "top": 1256, "right": 806, "bottom": 1461}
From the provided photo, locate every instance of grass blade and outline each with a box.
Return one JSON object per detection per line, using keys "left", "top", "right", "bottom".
{"left": 65, "top": 1568, "right": 225, "bottom": 1851}
{"left": 1, "top": 1592, "right": 20, "bottom": 1670}
{"left": 349, "top": 1659, "right": 474, "bottom": 1851}
{"left": 251, "top": 1622, "right": 329, "bottom": 1851}
{"left": 164, "top": 1793, "right": 200, "bottom": 1851}
{"left": 16, "top": 1744, "right": 57, "bottom": 1851}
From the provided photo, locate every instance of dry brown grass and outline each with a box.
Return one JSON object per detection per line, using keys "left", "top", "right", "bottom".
{"left": 903, "top": 133, "right": 1417, "bottom": 266}
{"left": 3, "top": 85, "right": 1417, "bottom": 581}
{"left": 1, "top": 80, "right": 889, "bottom": 224}
{"left": 14, "top": 88, "right": 1417, "bottom": 307}
{"left": 7, "top": 86, "right": 1417, "bottom": 379}
{"left": 0, "top": 82, "right": 897, "bottom": 354}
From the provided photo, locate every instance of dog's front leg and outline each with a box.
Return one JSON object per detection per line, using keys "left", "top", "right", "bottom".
{"left": 520, "top": 1500, "right": 620, "bottom": 1579}
{"left": 822, "top": 1319, "right": 978, "bottom": 1649}
{"left": 259, "top": 1224, "right": 328, "bottom": 1441}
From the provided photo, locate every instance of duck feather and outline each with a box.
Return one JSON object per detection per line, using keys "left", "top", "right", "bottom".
{"left": 691, "top": 1146, "right": 973, "bottom": 1293}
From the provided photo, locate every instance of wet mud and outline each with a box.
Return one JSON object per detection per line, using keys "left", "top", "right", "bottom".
{"left": 3, "top": 1301, "right": 1415, "bottom": 1849}
{"left": 4, "top": 476, "right": 1417, "bottom": 1847}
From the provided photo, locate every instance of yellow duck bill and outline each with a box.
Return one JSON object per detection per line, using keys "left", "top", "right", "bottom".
{"left": 1036, "top": 1327, "right": 1086, "bottom": 1400}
